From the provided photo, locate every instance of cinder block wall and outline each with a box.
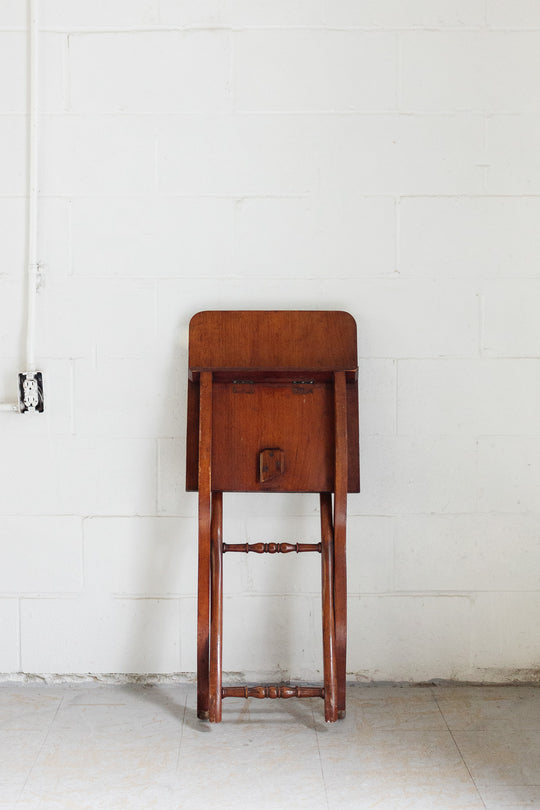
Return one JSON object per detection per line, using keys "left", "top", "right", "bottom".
{"left": 1, "top": 0, "right": 539, "bottom": 682}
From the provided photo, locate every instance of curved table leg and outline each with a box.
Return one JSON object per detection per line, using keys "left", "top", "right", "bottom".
{"left": 334, "top": 372, "right": 348, "bottom": 718}
{"left": 209, "top": 491, "right": 223, "bottom": 722}
{"left": 197, "top": 371, "right": 213, "bottom": 719}
{"left": 320, "top": 492, "right": 338, "bottom": 722}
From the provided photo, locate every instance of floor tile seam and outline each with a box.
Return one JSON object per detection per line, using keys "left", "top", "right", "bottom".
{"left": 175, "top": 692, "right": 188, "bottom": 771}
{"left": 16, "top": 693, "right": 65, "bottom": 805}
{"left": 430, "top": 686, "right": 488, "bottom": 810}
{"left": 481, "top": 783, "right": 540, "bottom": 787}
{"left": 311, "top": 699, "right": 331, "bottom": 810}
{"left": 452, "top": 727, "right": 540, "bottom": 738}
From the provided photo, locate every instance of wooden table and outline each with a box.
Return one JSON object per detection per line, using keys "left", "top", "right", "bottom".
{"left": 186, "top": 310, "right": 359, "bottom": 722}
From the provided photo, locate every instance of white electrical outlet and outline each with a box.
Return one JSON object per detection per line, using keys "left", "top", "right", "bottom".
{"left": 18, "top": 371, "right": 44, "bottom": 413}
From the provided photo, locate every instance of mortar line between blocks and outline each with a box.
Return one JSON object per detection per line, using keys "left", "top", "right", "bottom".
{"left": 474, "top": 434, "right": 481, "bottom": 515}
{"left": 153, "top": 132, "right": 159, "bottom": 192}
{"left": 37, "top": 25, "right": 495, "bottom": 34}
{"left": 67, "top": 198, "right": 74, "bottom": 275}
{"left": 229, "top": 10, "right": 235, "bottom": 113}
{"left": 6, "top": 192, "right": 540, "bottom": 200}
{"left": 479, "top": 291, "right": 485, "bottom": 357}
{"left": 81, "top": 517, "right": 87, "bottom": 591}
{"left": 394, "top": 195, "right": 401, "bottom": 277}
{"left": 482, "top": 114, "right": 489, "bottom": 192}
{"left": 390, "top": 516, "right": 397, "bottom": 594}
{"left": 17, "top": 597, "right": 22, "bottom": 672}
{"left": 396, "top": 31, "right": 403, "bottom": 113}
{"left": 69, "top": 359, "right": 75, "bottom": 434}
{"left": 63, "top": 34, "right": 71, "bottom": 112}
{"left": 320, "top": 0, "right": 328, "bottom": 26}
{"left": 156, "top": 439, "right": 161, "bottom": 515}
{"left": 4, "top": 109, "right": 511, "bottom": 118}
{"left": 394, "top": 358, "right": 399, "bottom": 435}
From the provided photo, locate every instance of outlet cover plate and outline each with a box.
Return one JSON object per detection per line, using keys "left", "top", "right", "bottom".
{"left": 18, "top": 371, "right": 44, "bottom": 413}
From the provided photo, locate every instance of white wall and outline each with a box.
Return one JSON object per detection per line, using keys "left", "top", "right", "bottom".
{"left": 1, "top": 0, "right": 539, "bottom": 683}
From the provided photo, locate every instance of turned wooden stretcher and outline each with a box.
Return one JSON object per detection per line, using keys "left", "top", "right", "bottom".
{"left": 186, "top": 310, "right": 359, "bottom": 722}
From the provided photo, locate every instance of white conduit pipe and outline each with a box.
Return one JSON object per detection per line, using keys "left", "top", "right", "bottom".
{"left": 26, "top": 0, "right": 39, "bottom": 373}
{"left": 0, "top": 0, "right": 39, "bottom": 412}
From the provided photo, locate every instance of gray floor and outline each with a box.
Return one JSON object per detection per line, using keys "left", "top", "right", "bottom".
{"left": 1, "top": 683, "right": 539, "bottom": 809}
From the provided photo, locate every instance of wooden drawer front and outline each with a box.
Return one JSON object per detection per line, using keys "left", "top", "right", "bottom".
{"left": 211, "top": 382, "right": 334, "bottom": 493}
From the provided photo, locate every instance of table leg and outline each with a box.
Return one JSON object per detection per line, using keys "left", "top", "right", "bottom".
{"left": 320, "top": 492, "right": 338, "bottom": 722}
{"left": 197, "top": 371, "right": 213, "bottom": 719}
{"left": 209, "top": 491, "right": 223, "bottom": 722}
{"left": 333, "top": 371, "right": 348, "bottom": 718}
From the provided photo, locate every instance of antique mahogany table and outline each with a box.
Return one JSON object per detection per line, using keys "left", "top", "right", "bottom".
{"left": 186, "top": 310, "right": 359, "bottom": 722}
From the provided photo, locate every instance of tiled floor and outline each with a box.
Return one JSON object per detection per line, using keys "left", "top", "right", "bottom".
{"left": 1, "top": 683, "right": 539, "bottom": 809}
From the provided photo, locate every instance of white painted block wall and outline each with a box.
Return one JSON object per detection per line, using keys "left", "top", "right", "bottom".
{"left": 1, "top": 0, "right": 539, "bottom": 683}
